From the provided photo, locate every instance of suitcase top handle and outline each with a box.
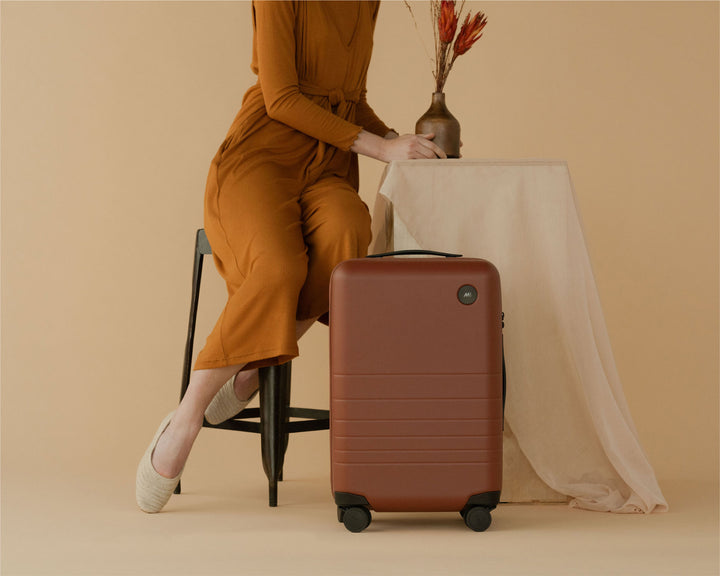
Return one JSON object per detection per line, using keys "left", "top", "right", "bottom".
{"left": 367, "top": 250, "right": 463, "bottom": 259}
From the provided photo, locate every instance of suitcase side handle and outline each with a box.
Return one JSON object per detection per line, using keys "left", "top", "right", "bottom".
{"left": 367, "top": 250, "right": 463, "bottom": 258}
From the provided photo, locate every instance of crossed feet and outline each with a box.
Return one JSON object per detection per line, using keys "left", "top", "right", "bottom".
{"left": 150, "top": 369, "right": 259, "bottom": 479}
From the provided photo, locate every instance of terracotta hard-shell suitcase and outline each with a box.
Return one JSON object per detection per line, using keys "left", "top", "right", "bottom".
{"left": 329, "top": 250, "right": 505, "bottom": 532}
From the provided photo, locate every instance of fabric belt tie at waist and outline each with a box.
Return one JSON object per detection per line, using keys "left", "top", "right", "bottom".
{"left": 299, "top": 82, "right": 361, "bottom": 107}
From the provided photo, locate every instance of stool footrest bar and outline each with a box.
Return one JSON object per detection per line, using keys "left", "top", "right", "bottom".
{"left": 288, "top": 408, "right": 330, "bottom": 420}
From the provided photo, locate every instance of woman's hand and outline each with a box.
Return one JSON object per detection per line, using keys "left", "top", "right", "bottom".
{"left": 351, "top": 129, "right": 446, "bottom": 162}
{"left": 382, "top": 133, "right": 447, "bottom": 161}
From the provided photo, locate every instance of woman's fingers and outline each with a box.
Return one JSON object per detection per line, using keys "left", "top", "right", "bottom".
{"left": 382, "top": 133, "right": 449, "bottom": 161}
{"left": 417, "top": 133, "right": 447, "bottom": 159}
{"left": 410, "top": 137, "right": 434, "bottom": 159}
{"left": 412, "top": 142, "right": 435, "bottom": 159}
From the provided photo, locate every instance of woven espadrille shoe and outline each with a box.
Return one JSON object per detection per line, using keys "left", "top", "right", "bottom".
{"left": 136, "top": 412, "right": 184, "bottom": 513}
{"left": 204, "top": 375, "right": 258, "bottom": 425}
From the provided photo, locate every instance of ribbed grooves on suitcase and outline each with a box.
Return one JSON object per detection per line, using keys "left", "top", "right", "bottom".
{"left": 331, "top": 373, "right": 503, "bottom": 467}
{"left": 333, "top": 453, "right": 502, "bottom": 464}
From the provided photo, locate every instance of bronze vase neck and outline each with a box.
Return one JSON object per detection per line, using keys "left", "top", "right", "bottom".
{"left": 431, "top": 92, "right": 446, "bottom": 106}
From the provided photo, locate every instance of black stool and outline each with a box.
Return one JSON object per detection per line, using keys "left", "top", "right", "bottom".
{"left": 174, "top": 229, "right": 329, "bottom": 506}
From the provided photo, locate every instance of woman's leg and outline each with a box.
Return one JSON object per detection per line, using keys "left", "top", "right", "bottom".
{"left": 296, "top": 177, "right": 372, "bottom": 320}
{"left": 147, "top": 172, "right": 364, "bottom": 483}
{"left": 228, "top": 316, "right": 317, "bottom": 399}
{"left": 151, "top": 161, "right": 313, "bottom": 479}
{"left": 156, "top": 316, "right": 322, "bottom": 481}
{"left": 195, "top": 163, "right": 310, "bottom": 372}
{"left": 151, "top": 364, "right": 243, "bottom": 478}
{"left": 153, "top": 316, "right": 318, "bottom": 479}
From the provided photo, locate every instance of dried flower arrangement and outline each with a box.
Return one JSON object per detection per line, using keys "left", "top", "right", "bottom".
{"left": 405, "top": 0, "right": 488, "bottom": 93}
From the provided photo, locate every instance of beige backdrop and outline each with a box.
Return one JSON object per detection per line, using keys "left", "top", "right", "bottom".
{"left": 1, "top": 0, "right": 718, "bottom": 568}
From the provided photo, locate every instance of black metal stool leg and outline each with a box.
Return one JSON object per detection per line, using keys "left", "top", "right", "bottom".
{"left": 175, "top": 230, "right": 209, "bottom": 496}
{"left": 279, "top": 367, "right": 291, "bottom": 482}
{"left": 259, "top": 363, "right": 291, "bottom": 507}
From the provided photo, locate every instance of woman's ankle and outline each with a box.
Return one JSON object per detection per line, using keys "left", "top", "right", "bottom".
{"left": 233, "top": 369, "right": 259, "bottom": 402}
{"left": 151, "top": 416, "right": 199, "bottom": 479}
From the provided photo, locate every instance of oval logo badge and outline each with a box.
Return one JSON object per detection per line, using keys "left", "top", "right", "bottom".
{"left": 458, "top": 284, "right": 478, "bottom": 305}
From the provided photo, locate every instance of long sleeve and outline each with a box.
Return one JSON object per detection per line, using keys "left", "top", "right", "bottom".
{"left": 355, "top": 89, "right": 393, "bottom": 137}
{"left": 252, "top": 1, "right": 363, "bottom": 151}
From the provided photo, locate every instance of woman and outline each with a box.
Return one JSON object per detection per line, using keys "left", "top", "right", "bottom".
{"left": 136, "top": 0, "right": 444, "bottom": 513}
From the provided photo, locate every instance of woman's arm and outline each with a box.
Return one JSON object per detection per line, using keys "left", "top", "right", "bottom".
{"left": 253, "top": 1, "right": 363, "bottom": 151}
{"left": 254, "top": 2, "right": 444, "bottom": 161}
{"left": 352, "top": 94, "right": 445, "bottom": 160}
{"left": 354, "top": 89, "right": 394, "bottom": 138}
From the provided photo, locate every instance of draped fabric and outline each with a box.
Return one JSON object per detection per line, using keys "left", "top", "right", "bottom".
{"left": 370, "top": 159, "right": 668, "bottom": 514}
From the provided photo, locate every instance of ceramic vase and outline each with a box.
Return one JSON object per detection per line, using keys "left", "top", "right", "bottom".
{"left": 415, "top": 92, "right": 460, "bottom": 158}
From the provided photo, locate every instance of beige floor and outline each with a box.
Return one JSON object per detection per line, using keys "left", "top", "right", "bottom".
{"left": 1, "top": 426, "right": 718, "bottom": 576}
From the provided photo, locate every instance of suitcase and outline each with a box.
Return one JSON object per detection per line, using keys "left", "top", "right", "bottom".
{"left": 329, "top": 250, "right": 505, "bottom": 532}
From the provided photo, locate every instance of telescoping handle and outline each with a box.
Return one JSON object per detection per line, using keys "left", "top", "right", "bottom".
{"left": 367, "top": 250, "right": 463, "bottom": 258}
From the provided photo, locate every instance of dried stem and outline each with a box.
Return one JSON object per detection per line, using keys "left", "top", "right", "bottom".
{"left": 403, "top": 1, "right": 436, "bottom": 76}
{"left": 431, "top": 1, "right": 439, "bottom": 82}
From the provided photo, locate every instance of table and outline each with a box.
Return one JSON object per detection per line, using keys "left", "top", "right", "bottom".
{"left": 369, "top": 159, "right": 667, "bottom": 513}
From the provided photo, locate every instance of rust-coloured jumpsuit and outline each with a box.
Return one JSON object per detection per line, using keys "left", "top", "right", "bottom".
{"left": 194, "top": 1, "right": 392, "bottom": 371}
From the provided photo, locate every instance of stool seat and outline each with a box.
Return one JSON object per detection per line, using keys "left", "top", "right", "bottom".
{"left": 175, "top": 229, "right": 329, "bottom": 506}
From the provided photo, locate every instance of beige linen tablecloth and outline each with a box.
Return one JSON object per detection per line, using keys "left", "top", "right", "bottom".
{"left": 369, "top": 159, "right": 668, "bottom": 514}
